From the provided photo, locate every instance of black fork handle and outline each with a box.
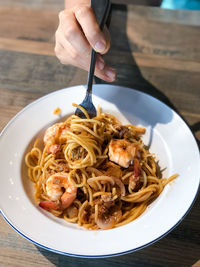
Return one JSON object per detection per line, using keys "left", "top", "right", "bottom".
{"left": 87, "top": 0, "right": 111, "bottom": 95}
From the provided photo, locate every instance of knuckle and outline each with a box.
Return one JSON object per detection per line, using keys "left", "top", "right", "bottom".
{"left": 58, "top": 10, "right": 65, "bottom": 20}
{"left": 71, "top": 51, "right": 78, "bottom": 60}
{"left": 55, "top": 30, "right": 59, "bottom": 40}
{"left": 54, "top": 45, "right": 60, "bottom": 55}
{"left": 60, "top": 58, "right": 67, "bottom": 65}
{"left": 54, "top": 48, "right": 66, "bottom": 64}
{"left": 75, "top": 5, "right": 91, "bottom": 18}
{"left": 58, "top": 10, "right": 71, "bottom": 22}
{"left": 64, "top": 25, "right": 77, "bottom": 41}
{"left": 59, "top": 10, "right": 71, "bottom": 23}
{"left": 58, "top": 55, "right": 68, "bottom": 65}
{"left": 54, "top": 46, "right": 58, "bottom": 55}
{"left": 56, "top": 53, "right": 62, "bottom": 61}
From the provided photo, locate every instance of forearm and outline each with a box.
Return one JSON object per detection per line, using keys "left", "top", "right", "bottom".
{"left": 65, "top": 0, "right": 90, "bottom": 9}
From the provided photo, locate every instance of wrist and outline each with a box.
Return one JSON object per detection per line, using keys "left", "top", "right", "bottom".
{"left": 65, "top": 0, "right": 90, "bottom": 9}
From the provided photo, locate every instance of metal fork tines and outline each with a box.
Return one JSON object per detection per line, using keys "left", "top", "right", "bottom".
{"left": 75, "top": 0, "right": 111, "bottom": 119}
{"left": 75, "top": 49, "right": 97, "bottom": 119}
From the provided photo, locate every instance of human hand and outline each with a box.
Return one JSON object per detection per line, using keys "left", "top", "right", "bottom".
{"left": 55, "top": 2, "right": 116, "bottom": 82}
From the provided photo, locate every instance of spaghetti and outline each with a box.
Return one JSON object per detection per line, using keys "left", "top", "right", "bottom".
{"left": 25, "top": 104, "right": 178, "bottom": 230}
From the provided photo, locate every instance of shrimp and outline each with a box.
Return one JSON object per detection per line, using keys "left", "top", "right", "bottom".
{"left": 43, "top": 123, "right": 63, "bottom": 146}
{"left": 47, "top": 144, "right": 60, "bottom": 154}
{"left": 108, "top": 139, "right": 136, "bottom": 168}
{"left": 43, "top": 123, "right": 69, "bottom": 153}
{"left": 127, "top": 158, "right": 141, "bottom": 190}
{"left": 39, "top": 173, "right": 77, "bottom": 211}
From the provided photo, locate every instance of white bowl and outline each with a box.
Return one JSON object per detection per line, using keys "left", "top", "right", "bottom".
{"left": 0, "top": 85, "right": 199, "bottom": 258}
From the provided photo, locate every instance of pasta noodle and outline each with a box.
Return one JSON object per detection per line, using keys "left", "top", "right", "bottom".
{"left": 25, "top": 104, "right": 178, "bottom": 230}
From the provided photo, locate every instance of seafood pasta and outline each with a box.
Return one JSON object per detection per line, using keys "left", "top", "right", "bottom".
{"left": 25, "top": 104, "right": 177, "bottom": 230}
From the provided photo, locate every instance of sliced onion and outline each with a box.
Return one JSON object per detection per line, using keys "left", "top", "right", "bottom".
{"left": 96, "top": 210, "right": 122, "bottom": 230}
{"left": 113, "top": 210, "right": 122, "bottom": 223}
{"left": 113, "top": 177, "right": 126, "bottom": 196}
{"left": 96, "top": 216, "right": 115, "bottom": 230}
{"left": 66, "top": 205, "right": 78, "bottom": 218}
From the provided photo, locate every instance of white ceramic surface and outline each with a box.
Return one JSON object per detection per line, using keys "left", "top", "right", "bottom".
{"left": 0, "top": 85, "right": 199, "bottom": 258}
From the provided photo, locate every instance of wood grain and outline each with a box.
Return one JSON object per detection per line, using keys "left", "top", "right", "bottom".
{"left": 0, "top": 2, "right": 200, "bottom": 267}
{"left": 0, "top": 50, "right": 86, "bottom": 93}
{"left": 1, "top": 37, "right": 200, "bottom": 73}
{"left": 0, "top": 37, "right": 54, "bottom": 56}
{"left": 0, "top": 0, "right": 161, "bottom": 10}
{"left": 0, "top": 0, "right": 64, "bottom": 11}
{"left": 0, "top": 6, "right": 57, "bottom": 42}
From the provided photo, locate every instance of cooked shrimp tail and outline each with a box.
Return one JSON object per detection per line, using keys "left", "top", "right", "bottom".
{"left": 39, "top": 201, "right": 60, "bottom": 211}
{"left": 61, "top": 191, "right": 77, "bottom": 209}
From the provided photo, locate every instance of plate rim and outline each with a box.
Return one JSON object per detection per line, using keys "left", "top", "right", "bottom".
{"left": 1, "top": 179, "right": 200, "bottom": 259}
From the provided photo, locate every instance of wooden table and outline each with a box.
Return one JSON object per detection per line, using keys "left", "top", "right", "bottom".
{"left": 0, "top": 1, "right": 200, "bottom": 266}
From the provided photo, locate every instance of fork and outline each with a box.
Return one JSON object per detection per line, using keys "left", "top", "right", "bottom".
{"left": 75, "top": 0, "right": 111, "bottom": 118}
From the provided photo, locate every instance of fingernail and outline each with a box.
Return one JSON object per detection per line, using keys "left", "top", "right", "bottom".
{"left": 97, "top": 60, "right": 105, "bottom": 70}
{"left": 95, "top": 41, "right": 106, "bottom": 52}
{"left": 105, "top": 67, "right": 116, "bottom": 81}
